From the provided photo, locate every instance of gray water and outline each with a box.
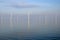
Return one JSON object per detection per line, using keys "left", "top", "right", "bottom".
{"left": 0, "top": 25, "right": 60, "bottom": 40}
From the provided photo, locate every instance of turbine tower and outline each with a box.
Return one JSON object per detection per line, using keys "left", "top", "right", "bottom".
{"left": 1, "top": 14, "right": 3, "bottom": 25}
{"left": 10, "top": 12, "right": 13, "bottom": 32}
{"left": 55, "top": 15, "right": 57, "bottom": 24}
{"left": 27, "top": 12, "right": 30, "bottom": 30}
{"left": 0, "top": 14, "right": 3, "bottom": 30}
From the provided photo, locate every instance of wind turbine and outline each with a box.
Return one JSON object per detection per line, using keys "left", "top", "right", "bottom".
{"left": 1, "top": 14, "right": 3, "bottom": 25}
{"left": 55, "top": 15, "right": 57, "bottom": 24}
{"left": 17, "top": 15, "right": 18, "bottom": 25}
{"left": 10, "top": 12, "right": 13, "bottom": 32}
{"left": 27, "top": 12, "right": 30, "bottom": 31}
{"left": 45, "top": 16, "right": 47, "bottom": 25}
{"left": 0, "top": 14, "right": 3, "bottom": 30}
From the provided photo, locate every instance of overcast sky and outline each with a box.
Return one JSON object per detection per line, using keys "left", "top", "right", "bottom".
{"left": 0, "top": 0, "right": 60, "bottom": 14}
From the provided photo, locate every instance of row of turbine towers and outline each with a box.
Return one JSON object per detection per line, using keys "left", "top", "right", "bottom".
{"left": 0, "top": 13, "right": 59, "bottom": 30}
{"left": 0, "top": 14, "right": 59, "bottom": 25}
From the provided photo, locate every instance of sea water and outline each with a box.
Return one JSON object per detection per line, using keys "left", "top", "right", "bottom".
{"left": 0, "top": 25, "right": 60, "bottom": 40}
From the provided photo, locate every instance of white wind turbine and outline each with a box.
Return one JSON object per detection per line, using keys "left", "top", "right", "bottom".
{"left": 27, "top": 12, "right": 30, "bottom": 31}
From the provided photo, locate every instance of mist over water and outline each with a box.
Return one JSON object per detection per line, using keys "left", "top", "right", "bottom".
{"left": 0, "top": 13, "right": 60, "bottom": 40}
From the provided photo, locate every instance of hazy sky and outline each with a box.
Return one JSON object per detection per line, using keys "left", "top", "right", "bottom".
{"left": 0, "top": 0, "right": 60, "bottom": 14}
